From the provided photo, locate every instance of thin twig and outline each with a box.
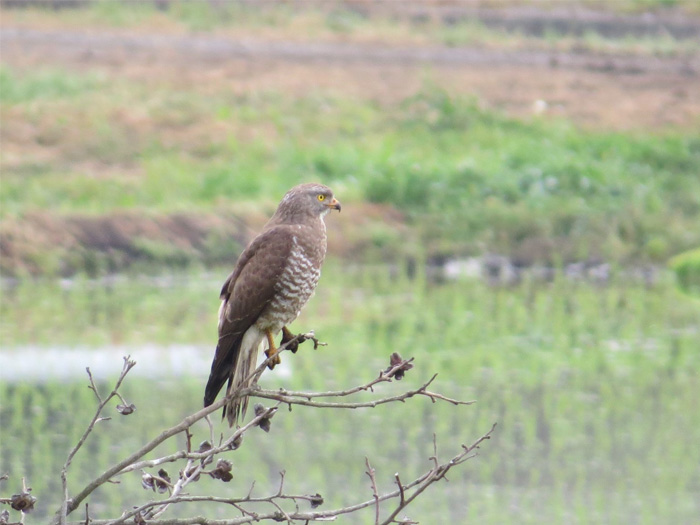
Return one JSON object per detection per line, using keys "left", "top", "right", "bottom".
{"left": 65, "top": 332, "right": 311, "bottom": 521}
{"left": 58, "top": 357, "right": 136, "bottom": 525}
{"left": 252, "top": 374, "right": 473, "bottom": 410}
{"left": 365, "top": 458, "right": 380, "bottom": 525}
{"left": 275, "top": 359, "right": 417, "bottom": 400}
{"left": 63, "top": 423, "right": 497, "bottom": 525}
{"left": 378, "top": 423, "right": 498, "bottom": 525}
{"left": 132, "top": 407, "right": 280, "bottom": 523}
{"left": 56, "top": 345, "right": 490, "bottom": 525}
{"left": 112, "top": 374, "right": 469, "bottom": 480}
{"left": 394, "top": 473, "right": 405, "bottom": 506}
{"left": 85, "top": 368, "right": 103, "bottom": 404}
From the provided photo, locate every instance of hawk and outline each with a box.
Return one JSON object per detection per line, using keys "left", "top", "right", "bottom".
{"left": 204, "top": 183, "right": 341, "bottom": 426}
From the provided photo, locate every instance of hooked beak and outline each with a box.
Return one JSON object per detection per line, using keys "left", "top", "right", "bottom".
{"left": 326, "top": 197, "right": 341, "bottom": 212}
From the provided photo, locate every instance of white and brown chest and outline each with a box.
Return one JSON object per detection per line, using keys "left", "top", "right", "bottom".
{"left": 258, "top": 223, "right": 327, "bottom": 332}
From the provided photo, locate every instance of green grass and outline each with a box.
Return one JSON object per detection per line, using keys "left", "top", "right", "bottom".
{"left": 669, "top": 247, "right": 700, "bottom": 296}
{"left": 2, "top": 65, "right": 699, "bottom": 270}
{"left": 1, "top": 266, "right": 699, "bottom": 523}
{"left": 0, "top": 66, "right": 104, "bottom": 104}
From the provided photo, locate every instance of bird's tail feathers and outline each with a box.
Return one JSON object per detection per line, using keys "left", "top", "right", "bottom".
{"left": 224, "top": 342, "right": 261, "bottom": 426}
{"left": 203, "top": 341, "right": 237, "bottom": 408}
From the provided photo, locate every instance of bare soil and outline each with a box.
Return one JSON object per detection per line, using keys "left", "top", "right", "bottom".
{"left": 0, "top": 203, "right": 407, "bottom": 276}
{"left": 1, "top": 26, "right": 698, "bottom": 129}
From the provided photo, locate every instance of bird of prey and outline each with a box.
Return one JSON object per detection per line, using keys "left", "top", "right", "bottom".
{"left": 204, "top": 183, "right": 341, "bottom": 426}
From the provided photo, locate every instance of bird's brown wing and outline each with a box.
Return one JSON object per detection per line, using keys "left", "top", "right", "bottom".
{"left": 203, "top": 226, "right": 293, "bottom": 407}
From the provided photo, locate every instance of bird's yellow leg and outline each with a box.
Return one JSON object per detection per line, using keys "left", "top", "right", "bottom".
{"left": 264, "top": 329, "right": 282, "bottom": 369}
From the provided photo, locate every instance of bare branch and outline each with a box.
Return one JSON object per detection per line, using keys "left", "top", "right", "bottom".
{"left": 55, "top": 343, "right": 294, "bottom": 524}
{"left": 93, "top": 368, "right": 468, "bottom": 492}
{"left": 264, "top": 357, "right": 417, "bottom": 400}
{"left": 53, "top": 345, "right": 492, "bottom": 525}
{"left": 252, "top": 374, "right": 474, "bottom": 410}
{"left": 379, "top": 423, "right": 498, "bottom": 525}
{"left": 85, "top": 368, "right": 103, "bottom": 404}
{"left": 394, "top": 473, "right": 406, "bottom": 507}
{"left": 103, "top": 407, "right": 280, "bottom": 525}
{"left": 365, "top": 458, "right": 380, "bottom": 525}
{"left": 58, "top": 357, "right": 136, "bottom": 525}
{"left": 62, "top": 423, "right": 496, "bottom": 525}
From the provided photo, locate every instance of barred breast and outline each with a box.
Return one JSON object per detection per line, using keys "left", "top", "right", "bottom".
{"left": 256, "top": 223, "right": 327, "bottom": 334}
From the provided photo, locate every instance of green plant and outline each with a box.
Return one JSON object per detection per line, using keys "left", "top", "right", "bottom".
{"left": 669, "top": 247, "right": 700, "bottom": 296}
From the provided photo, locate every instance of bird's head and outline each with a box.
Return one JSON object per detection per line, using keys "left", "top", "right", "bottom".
{"left": 275, "top": 183, "right": 341, "bottom": 223}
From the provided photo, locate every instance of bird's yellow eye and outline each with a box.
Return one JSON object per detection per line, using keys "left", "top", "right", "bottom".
{"left": 317, "top": 194, "right": 326, "bottom": 201}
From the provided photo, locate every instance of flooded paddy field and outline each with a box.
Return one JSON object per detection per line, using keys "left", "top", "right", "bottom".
{"left": 1, "top": 265, "right": 698, "bottom": 523}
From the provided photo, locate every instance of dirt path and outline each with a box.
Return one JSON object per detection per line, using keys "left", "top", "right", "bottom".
{"left": 2, "top": 26, "right": 699, "bottom": 129}
{"left": 3, "top": 27, "right": 698, "bottom": 74}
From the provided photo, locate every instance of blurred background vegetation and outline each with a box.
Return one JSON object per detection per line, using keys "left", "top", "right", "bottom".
{"left": 0, "top": 0, "right": 699, "bottom": 523}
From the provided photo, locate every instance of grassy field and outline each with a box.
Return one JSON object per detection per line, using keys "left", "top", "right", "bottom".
{"left": 2, "top": 62, "right": 699, "bottom": 274}
{"left": 1, "top": 264, "right": 699, "bottom": 523}
{"left": 2, "top": 2, "right": 700, "bottom": 276}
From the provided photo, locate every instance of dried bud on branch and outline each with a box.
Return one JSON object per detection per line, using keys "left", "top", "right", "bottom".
{"left": 9, "top": 491, "right": 36, "bottom": 513}
{"left": 116, "top": 403, "right": 136, "bottom": 415}
{"left": 229, "top": 434, "right": 243, "bottom": 450}
{"left": 183, "top": 466, "right": 200, "bottom": 482}
{"left": 254, "top": 403, "right": 273, "bottom": 432}
{"left": 156, "top": 470, "right": 171, "bottom": 493}
{"left": 210, "top": 459, "right": 233, "bottom": 482}
{"left": 309, "top": 493, "right": 324, "bottom": 509}
{"left": 141, "top": 473, "right": 154, "bottom": 491}
{"left": 385, "top": 352, "right": 414, "bottom": 380}
{"left": 197, "top": 441, "right": 212, "bottom": 454}
{"left": 141, "top": 471, "right": 171, "bottom": 494}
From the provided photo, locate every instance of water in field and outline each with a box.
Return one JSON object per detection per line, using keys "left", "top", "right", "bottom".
{"left": 1, "top": 264, "right": 699, "bottom": 524}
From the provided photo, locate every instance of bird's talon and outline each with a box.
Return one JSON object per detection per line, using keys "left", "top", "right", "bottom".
{"left": 281, "top": 326, "right": 301, "bottom": 353}
{"left": 265, "top": 349, "right": 282, "bottom": 369}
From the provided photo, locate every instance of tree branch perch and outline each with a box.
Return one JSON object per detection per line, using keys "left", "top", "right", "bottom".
{"left": 46, "top": 341, "right": 493, "bottom": 525}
